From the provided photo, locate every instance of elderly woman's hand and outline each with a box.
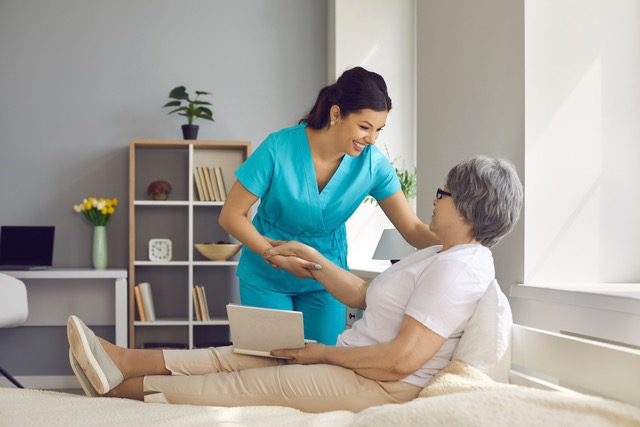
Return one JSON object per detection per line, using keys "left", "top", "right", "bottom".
{"left": 270, "top": 342, "right": 327, "bottom": 364}
{"left": 266, "top": 254, "right": 318, "bottom": 279}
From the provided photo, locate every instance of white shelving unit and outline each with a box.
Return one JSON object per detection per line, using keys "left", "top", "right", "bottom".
{"left": 129, "top": 139, "right": 251, "bottom": 349}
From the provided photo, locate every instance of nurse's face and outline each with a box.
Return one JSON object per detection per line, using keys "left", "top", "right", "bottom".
{"left": 332, "top": 108, "right": 388, "bottom": 156}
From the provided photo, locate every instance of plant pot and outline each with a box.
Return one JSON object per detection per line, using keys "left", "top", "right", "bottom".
{"left": 181, "top": 124, "right": 199, "bottom": 140}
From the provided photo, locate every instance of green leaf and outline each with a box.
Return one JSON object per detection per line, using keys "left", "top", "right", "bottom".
{"left": 162, "top": 100, "right": 181, "bottom": 108}
{"left": 197, "top": 106, "right": 213, "bottom": 115}
{"left": 169, "top": 86, "right": 188, "bottom": 100}
{"left": 192, "top": 100, "right": 212, "bottom": 106}
{"left": 167, "top": 106, "right": 187, "bottom": 115}
{"left": 195, "top": 90, "right": 211, "bottom": 96}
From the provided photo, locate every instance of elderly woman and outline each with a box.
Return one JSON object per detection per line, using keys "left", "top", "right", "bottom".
{"left": 67, "top": 155, "right": 523, "bottom": 413}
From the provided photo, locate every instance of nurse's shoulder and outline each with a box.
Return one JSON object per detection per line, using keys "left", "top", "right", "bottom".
{"left": 262, "top": 123, "right": 307, "bottom": 151}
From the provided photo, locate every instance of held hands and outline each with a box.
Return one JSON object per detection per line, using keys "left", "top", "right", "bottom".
{"left": 270, "top": 342, "right": 327, "bottom": 364}
{"left": 262, "top": 239, "right": 323, "bottom": 279}
{"left": 266, "top": 254, "right": 318, "bottom": 279}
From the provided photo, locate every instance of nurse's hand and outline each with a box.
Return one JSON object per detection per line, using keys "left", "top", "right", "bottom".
{"left": 264, "top": 240, "right": 322, "bottom": 265}
{"left": 266, "top": 254, "right": 319, "bottom": 279}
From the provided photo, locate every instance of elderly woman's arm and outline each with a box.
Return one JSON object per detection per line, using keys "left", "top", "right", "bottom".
{"left": 272, "top": 315, "right": 445, "bottom": 381}
{"left": 264, "top": 241, "right": 368, "bottom": 309}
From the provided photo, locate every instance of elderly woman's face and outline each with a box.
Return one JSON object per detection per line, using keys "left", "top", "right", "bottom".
{"left": 431, "top": 185, "right": 464, "bottom": 237}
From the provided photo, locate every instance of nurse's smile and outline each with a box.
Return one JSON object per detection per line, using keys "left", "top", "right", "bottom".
{"left": 353, "top": 141, "right": 366, "bottom": 152}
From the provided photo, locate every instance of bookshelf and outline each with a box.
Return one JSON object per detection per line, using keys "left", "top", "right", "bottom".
{"left": 128, "top": 139, "right": 251, "bottom": 349}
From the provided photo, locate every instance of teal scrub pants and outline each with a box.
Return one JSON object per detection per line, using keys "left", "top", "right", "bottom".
{"left": 239, "top": 281, "right": 346, "bottom": 345}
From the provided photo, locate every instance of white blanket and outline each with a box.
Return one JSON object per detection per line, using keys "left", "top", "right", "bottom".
{"left": 1, "top": 361, "right": 638, "bottom": 427}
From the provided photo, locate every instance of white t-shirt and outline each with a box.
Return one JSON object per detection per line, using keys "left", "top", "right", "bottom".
{"left": 336, "top": 244, "right": 495, "bottom": 387}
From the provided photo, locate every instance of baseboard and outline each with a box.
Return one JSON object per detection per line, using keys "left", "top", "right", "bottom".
{"left": 0, "top": 375, "right": 78, "bottom": 390}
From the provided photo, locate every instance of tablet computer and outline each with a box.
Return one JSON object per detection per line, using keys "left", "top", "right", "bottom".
{"left": 226, "top": 304, "right": 307, "bottom": 358}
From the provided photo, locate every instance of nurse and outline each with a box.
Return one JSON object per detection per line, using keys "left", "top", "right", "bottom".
{"left": 219, "top": 67, "right": 439, "bottom": 345}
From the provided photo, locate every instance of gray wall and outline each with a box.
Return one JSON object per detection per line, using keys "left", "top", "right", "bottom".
{"left": 416, "top": 0, "right": 525, "bottom": 291}
{"left": 0, "top": 0, "right": 327, "bottom": 269}
{"left": 0, "top": 0, "right": 326, "bottom": 378}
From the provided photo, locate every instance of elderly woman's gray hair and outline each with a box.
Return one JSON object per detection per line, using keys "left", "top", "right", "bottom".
{"left": 446, "top": 156, "right": 523, "bottom": 247}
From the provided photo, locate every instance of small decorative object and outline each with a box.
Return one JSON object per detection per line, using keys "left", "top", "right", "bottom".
{"left": 147, "top": 180, "right": 172, "bottom": 200}
{"left": 148, "top": 238, "right": 172, "bottom": 262}
{"left": 73, "top": 197, "right": 119, "bottom": 269}
{"left": 162, "top": 85, "right": 214, "bottom": 140}
{"left": 195, "top": 241, "right": 241, "bottom": 261}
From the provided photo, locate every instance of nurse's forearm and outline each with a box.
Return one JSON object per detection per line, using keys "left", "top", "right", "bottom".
{"left": 404, "top": 223, "right": 440, "bottom": 249}
{"left": 219, "top": 212, "right": 272, "bottom": 255}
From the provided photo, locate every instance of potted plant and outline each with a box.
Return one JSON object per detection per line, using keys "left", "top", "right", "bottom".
{"left": 366, "top": 146, "right": 417, "bottom": 204}
{"left": 162, "top": 86, "right": 214, "bottom": 140}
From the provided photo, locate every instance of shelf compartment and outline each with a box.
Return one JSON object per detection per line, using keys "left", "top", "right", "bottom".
{"left": 193, "top": 323, "right": 232, "bottom": 348}
{"left": 192, "top": 268, "right": 240, "bottom": 319}
{"left": 134, "top": 146, "right": 189, "bottom": 201}
{"left": 134, "top": 325, "right": 188, "bottom": 349}
{"left": 134, "top": 206, "right": 188, "bottom": 261}
{"left": 133, "top": 267, "right": 188, "bottom": 321}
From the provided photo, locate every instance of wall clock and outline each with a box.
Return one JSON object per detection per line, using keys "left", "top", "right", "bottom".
{"left": 148, "top": 238, "right": 172, "bottom": 262}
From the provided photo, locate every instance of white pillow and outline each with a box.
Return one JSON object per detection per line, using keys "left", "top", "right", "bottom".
{"left": 451, "top": 280, "right": 512, "bottom": 382}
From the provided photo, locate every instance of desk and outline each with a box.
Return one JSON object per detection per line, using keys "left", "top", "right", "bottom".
{"left": 3, "top": 269, "right": 128, "bottom": 347}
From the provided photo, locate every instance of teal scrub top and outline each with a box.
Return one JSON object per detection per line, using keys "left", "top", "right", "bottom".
{"left": 235, "top": 123, "right": 400, "bottom": 293}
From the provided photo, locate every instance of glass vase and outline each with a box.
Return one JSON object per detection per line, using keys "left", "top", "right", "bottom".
{"left": 92, "top": 225, "right": 108, "bottom": 270}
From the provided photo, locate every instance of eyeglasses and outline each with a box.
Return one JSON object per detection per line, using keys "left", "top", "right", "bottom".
{"left": 436, "top": 188, "right": 452, "bottom": 200}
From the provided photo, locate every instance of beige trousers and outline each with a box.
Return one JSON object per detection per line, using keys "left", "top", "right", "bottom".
{"left": 143, "top": 346, "right": 421, "bottom": 413}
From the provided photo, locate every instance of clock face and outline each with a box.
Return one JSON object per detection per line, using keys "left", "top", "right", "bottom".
{"left": 149, "top": 238, "right": 172, "bottom": 262}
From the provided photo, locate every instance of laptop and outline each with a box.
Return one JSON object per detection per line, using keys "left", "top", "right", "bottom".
{"left": 226, "top": 304, "right": 308, "bottom": 358}
{"left": 0, "top": 226, "right": 55, "bottom": 270}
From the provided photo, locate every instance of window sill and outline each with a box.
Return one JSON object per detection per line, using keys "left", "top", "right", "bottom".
{"left": 510, "top": 283, "right": 640, "bottom": 315}
{"left": 509, "top": 283, "right": 640, "bottom": 348}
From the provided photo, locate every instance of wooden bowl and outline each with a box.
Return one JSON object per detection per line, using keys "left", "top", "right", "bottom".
{"left": 195, "top": 243, "right": 241, "bottom": 261}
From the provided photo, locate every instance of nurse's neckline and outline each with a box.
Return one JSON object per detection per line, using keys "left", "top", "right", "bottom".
{"left": 305, "top": 124, "right": 347, "bottom": 163}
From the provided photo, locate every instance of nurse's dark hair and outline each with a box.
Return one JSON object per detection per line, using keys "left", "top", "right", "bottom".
{"left": 300, "top": 67, "right": 392, "bottom": 129}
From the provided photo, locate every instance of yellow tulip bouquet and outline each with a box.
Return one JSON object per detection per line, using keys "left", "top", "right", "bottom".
{"left": 73, "top": 197, "right": 119, "bottom": 226}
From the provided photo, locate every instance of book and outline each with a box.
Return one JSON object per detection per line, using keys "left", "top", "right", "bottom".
{"left": 196, "top": 167, "right": 211, "bottom": 201}
{"left": 192, "top": 286, "right": 202, "bottom": 321}
{"left": 214, "top": 167, "right": 227, "bottom": 201}
{"left": 201, "top": 286, "right": 211, "bottom": 321}
{"left": 138, "top": 282, "right": 156, "bottom": 321}
{"left": 210, "top": 167, "right": 222, "bottom": 201}
{"left": 193, "top": 167, "right": 205, "bottom": 201}
{"left": 134, "top": 285, "right": 146, "bottom": 321}
{"left": 196, "top": 286, "right": 210, "bottom": 320}
{"left": 205, "top": 167, "right": 220, "bottom": 201}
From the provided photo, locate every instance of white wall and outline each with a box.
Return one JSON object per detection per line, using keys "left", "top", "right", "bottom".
{"left": 329, "top": 0, "right": 416, "bottom": 265}
{"left": 0, "top": 0, "right": 327, "bottom": 269}
{"left": 525, "top": 0, "right": 640, "bottom": 283}
{"left": 416, "top": 0, "right": 525, "bottom": 291}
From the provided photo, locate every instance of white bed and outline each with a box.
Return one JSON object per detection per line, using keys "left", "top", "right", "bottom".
{"left": 1, "top": 324, "right": 639, "bottom": 427}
